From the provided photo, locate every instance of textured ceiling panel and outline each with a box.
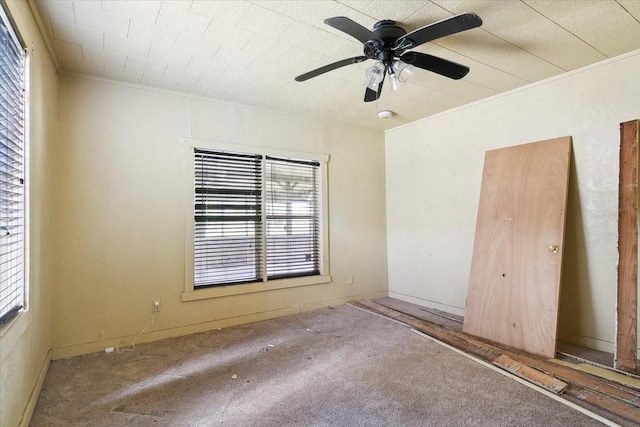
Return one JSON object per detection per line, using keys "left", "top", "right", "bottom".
{"left": 189, "top": 0, "right": 251, "bottom": 25}
{"left": 101, "top": 1, "right": 162, "bottom": 25}
{"left": 490, "top": 18, "right": 607, "bottom": 70}
{"left": 314, "top": 34, "right": 362, "bottom": 60}
{"left": 104, "top": 65, "right": 143, "bottom": 85}
{"left": 274, "top": 0, "right": 338, "bottom": 25}
{"left": 74, "top": 1, "right": 130, "bottom": 37}
{"left": 528, "top": 1, "right": 625, "bottom": 33}
{"left": 33, "top": 0, "right": 640, "bottom": 130}
{"left": 104, "top": 33, "right": 151, "bottom": 59}
{"left": 50, "top": 19, "right": 104, "bottom": 49}
{"left": 576, "top": 13, "right": 640, "bottom": 57}
{"left": 141, "top": 73, "right": 179, "bottom": 91}
{"left": 37, "top": 0, "right": 74, "bottom": 25}
{"left": 51, "top": 38, "right": 81, "bottom": 67}
{"left": 125, "top": 56, "right": 167, "bottom": 77}
{"left": 401, "top": 4, "right": 457, "bottom": 32}
{"left": 359, "top": 0, "right": 427, "bottom": 23}
{"left": 155, "top": 3, "right": 212, "bottom": 38}
{"left": 82, "top": 45, "right": 126, "bottom": 69}
{"left": 278, "top": 21, "right": 331, "bottom": 52}
{"left": 620, "top": 0, "right": 640, "bottom": 19}
{"left": 147, "top": 44, "right": 192, "bottom": 68}
{"left": 237, "top": 4, "right": 294, "bottom": 38}
{"left": 201, "top": 20, "right": 254, "bottom": 51}
{"left": 127, "top": 16, "right": 179, "bottom": 47}
{"left": 436, "top": 0, "right": 517, "bottom": 19}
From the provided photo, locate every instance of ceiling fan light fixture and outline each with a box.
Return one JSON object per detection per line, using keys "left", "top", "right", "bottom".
{"left": 388, "top": 59, "right": 413, "bottom": 91}
{"left": 366, "top": 62, "right": 385, "bottom": 92}
{"left": 392, "top": 60, "right": 414, "bottom": 83}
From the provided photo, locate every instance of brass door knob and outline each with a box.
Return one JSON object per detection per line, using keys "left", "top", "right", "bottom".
{"left": 549, "top": 245, "right": 559, "bottom": 254}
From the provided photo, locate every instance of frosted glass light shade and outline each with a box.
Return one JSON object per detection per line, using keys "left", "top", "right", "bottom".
{"left": 392, "top": 60, "right": 413, "bottom": 82}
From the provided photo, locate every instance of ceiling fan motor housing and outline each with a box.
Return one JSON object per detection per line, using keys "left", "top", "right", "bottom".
{"left": 365, "top": 20, "right": 407, "bottom": 60}
{"left": 372, "top": 20, "right": 406, "bottom": 41}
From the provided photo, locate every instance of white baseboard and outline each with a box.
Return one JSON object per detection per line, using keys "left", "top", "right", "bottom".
{"left": 52, "top": 306, "right": 301, "bottom": 359}
{"left": 387, "top": 291, "right": 466, "bottom": 316}
{"left": 557, "top": 331, "right": 614, "bottom": 354}
{"left": 52, "top": 290, "right": 389, "bottom": 360}
{"left": 300, "top": 290, "right": 388, "bottom": 312}
{"left": 19, "top": 349, "right": 52, "bottom": 427}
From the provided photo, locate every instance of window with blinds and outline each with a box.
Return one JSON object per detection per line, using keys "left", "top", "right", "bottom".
{"left": 265, "top": 157, "right": 319, "bottom": 279}
{"left": 193, "top": 149, "right": 320, "bottom": 288}
{"left": 0, "top": 6, "right": 26, "bottom": 326}
{"left": 194, "top": 150, "right": 263, "bottom": 287}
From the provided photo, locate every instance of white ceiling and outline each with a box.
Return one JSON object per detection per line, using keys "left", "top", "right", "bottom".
{"left": 32, "top": 0, "right": 640, "bottom": 130}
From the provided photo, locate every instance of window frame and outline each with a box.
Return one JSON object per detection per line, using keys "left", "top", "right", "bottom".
{"left": 0, "top": 2, "right": 28, "bottom": 328}
{"left": 182, "top": 138, "right": 330, "bottom": 302}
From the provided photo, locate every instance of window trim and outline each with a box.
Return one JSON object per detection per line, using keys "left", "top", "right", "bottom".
{"left": 182, "top": 138, "right": 331, "bottom": 302}
{"left": 0, "top": 2, "right": 28, "bottom": 328}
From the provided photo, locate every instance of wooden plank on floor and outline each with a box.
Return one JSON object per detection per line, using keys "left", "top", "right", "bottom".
{"left": 411, "top": 329, "right": 619, "bottom": 427}
{"left": 552, "top": 359, "right": 640, "bottom": 391}
{"left": 566, "top": 385, "right": 640, "bottom": 425}
{"left": 616, "top": 119, "right": 640, "bottom": 374}
{"left": 354, "top": 300, "right": 640, "bottom": 424}
{"left": 419, "top": 307, "right": 463, "bottom": 324}
{"left": 498, "top": 346, "right": 640, "bottom": 407}
{"left": 463, "top": 137, "right": 572, "bottom": 358}
{"left": 368, "top": 300, "right": 640, "bottom": 404}
{"left": 374, "top": 300, "right": 640, "bottom": 403}
{"left": 493, "top": 354, "right": 568, "bottom": 394}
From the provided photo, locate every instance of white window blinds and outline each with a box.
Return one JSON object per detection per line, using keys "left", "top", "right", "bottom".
{"left": 194, "top": 150, "right": 263, "bottom": 287}
{"left": 265, "top": 157, "right": 320, "bottom": 279}
{"left": 0, "top": 7, "right": 26, "bottom": 326}
{"left": 193, "top": 150, "right": 321, "bottom": 288}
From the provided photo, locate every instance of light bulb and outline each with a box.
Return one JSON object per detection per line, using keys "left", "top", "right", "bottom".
{"left": 389, "top": 73, "right": 400, "bottom": 91}
{"left": 365, "top": 62, "right": 385, "bottom": 92}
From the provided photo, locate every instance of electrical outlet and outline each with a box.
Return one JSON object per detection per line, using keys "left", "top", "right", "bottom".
{"left": 152, "top": 301, "right": 161, "bottom": 312}
{"left": 347, "top": 275, "right": 353, "bottom": 285}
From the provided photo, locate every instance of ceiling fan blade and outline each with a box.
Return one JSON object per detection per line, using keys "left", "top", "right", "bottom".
{"left": 364, "top": 79, "right": 384, "bottom": 102}
{"left": 394, "top": 13, "right": 482, "bottom": 50}
{"left": 295, "top": 56, "right": 369, "bottom": 82}
{"left": 324, "top": 16, "right": 383, "bottom": 45}
{"left": 401, "top": 51, "right": 469, "bottom": 80}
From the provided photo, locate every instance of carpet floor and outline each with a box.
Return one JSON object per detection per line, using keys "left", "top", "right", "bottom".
{"left": 31, "top": 302, "right": 606, "bottom": 426}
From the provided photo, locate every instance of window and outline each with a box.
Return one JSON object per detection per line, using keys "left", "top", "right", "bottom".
{"left": 265, "top": 157, "right": 320, "bottom": 279}
{"left": 0, "top": 6, "right": 26, "bottom": 326}
{"left": 193, "top": 150, "right": 263, "bottom": 286}
{"left": 193, "top": 149, "right": 322, "bottom": 288}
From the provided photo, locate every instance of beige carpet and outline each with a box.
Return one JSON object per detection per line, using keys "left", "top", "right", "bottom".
{"left": 31, "top": 303, "right": 605, "bottom": 426}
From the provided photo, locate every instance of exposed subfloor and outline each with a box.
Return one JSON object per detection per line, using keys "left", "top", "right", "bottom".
{"left": 376, "top": 297, "right": 626, "bottom": 369}
{"left": 32, "top": 302, "right": 608, "bottom": 426}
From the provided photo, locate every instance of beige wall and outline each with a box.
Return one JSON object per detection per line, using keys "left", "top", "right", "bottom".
{"left": 52, "top": 76, "right": 388, "bottom": 358}
{"left": 0, "top": 1, "right": 59, "bottom": 426}
{"left": 385, "top": 49, "right": 640, "bottom": 353}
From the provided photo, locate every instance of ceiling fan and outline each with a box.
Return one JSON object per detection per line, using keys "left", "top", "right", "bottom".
{"left": 295, "top": 13, "right": 482, "bottom": 102}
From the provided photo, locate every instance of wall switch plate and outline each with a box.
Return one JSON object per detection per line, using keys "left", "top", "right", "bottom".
{"left": 347, "top": 275, "right": 353, "bottom": 285}
{"left": 152, "top": 301, "right": 161, "bottom": 312}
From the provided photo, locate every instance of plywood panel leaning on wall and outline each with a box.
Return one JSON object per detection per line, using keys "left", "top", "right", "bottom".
{"left": 463, "top": 137, "right": 572, "bottom": 358}
{"left": 616, "top": 119, "right": 639, "bottom": 373}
